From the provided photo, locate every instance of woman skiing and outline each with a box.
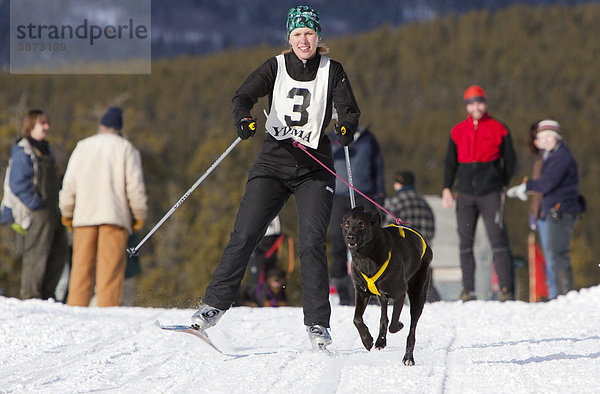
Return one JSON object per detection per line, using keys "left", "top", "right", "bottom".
{"left": 192, "top": 5, "right": 360, "bottom": 349}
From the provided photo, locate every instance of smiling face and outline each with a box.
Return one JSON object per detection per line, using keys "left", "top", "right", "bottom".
{"left": 466, "top": 100, "right": 487, "bottom": 121}
{"left": 288, "top": 27, "right": 319, "bottom": 60}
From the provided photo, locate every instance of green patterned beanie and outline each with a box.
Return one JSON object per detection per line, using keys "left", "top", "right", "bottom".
{"left": 286, "top": 6, "right": 321, "bottom": 39}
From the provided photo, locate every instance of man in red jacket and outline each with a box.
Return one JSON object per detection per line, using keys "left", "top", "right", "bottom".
{"left": 441, "top": 86, "right": 517, "bottom": 301}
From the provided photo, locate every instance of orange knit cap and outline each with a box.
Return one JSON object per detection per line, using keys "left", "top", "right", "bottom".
{"left": 463, "top": 85, "right": 487, "bottom": 104}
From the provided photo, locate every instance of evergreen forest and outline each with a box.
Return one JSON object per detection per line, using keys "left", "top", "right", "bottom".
{"left": 1, "top": 3, "right": 599, "bottom": 306}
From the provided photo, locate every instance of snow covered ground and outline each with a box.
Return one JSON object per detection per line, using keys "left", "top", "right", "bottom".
{"left": 1, "top": 286, "right": 600, "bottom": 393}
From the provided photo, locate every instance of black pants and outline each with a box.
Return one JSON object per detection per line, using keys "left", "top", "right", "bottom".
{"left": 203, "top": 162, "right": 335, "bottom": 327}
{"left": 456, "top": 191, "right": 513, "bottom": 293}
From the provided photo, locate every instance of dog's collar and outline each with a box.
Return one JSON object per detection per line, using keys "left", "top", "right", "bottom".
{"left": 360, "top": 251, "right": 391, "bottom": 296}
{"left": 387, "top": 224, "right": 427, "bottom": 259}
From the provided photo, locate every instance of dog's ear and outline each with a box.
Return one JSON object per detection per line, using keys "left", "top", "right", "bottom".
{"left": 371, "top": 211, "right": 381, "bottom": 227}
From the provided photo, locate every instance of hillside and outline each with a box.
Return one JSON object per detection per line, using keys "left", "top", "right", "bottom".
{"left": 1, "top": 3, "right": 599, "bottom": 305}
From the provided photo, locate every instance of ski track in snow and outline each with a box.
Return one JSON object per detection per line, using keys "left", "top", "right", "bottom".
{"left": 1, "top": 286, "right": 600, "bottom": 393}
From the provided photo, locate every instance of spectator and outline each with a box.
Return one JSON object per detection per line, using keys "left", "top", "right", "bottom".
{"left": 441, "top": 85, "right": 517, "bottom": 302}
{"left": 59, "top": 107, "right": 147, "bottom": 307}
{"left": 328, "top": 125, "right": 385, "bottom": 305}
{"left": 247, "top": 216, "right": 286, "bottom": 286}
{"left": 507, "top": 119, "right": 584, "bottom": 298}
{"left": 526, "top": 120, "right": 552, "bottom": 298}
{"left": 235, "top": 267, "right": 288, "bottom": 307}
{"left": 192, "top": 5, "right": 360, "bottom": 350}
{"left": 1, "top": 109, "right": 67, "bottom": 300}
{"left": 384, "top": 171, "right": 441, "bottom": 302}
{"left": 526, "top": 120, "right": 544, "bottom": 232}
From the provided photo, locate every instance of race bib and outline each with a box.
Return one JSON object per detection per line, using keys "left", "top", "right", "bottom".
{"left": 265, "top": 54, "right": 330, "bottom": 149}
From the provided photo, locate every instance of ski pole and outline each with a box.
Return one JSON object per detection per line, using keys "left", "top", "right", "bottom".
{"left": 344, "top": 146, "right": 356, "bottom": 208}
{"left": 343, "top": 145, "right": 356, "bottom": 267}
{"left": 127, "top": 137, "right": 242, "bottom": 257}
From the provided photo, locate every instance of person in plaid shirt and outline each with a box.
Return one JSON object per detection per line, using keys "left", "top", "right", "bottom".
{"left": 384, "top": 171, "right": 441, "bottom": 302}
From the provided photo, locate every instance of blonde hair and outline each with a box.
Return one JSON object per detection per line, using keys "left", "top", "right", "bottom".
{"left": 281, "top": 44, "right": 330, "bottom": 55}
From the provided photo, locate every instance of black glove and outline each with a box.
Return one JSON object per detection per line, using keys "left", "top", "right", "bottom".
{"left": 335, "top": 123, "right": 354, "bottom": 146}
{"left": 236, "top": 117, "right": 257, "bottom": 140}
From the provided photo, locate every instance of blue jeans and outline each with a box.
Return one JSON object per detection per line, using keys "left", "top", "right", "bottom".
{"left": 537, "top": 212, "right": 578, "bottom": 298}
{"left": 536, "top": 219, "right": 556, "bottom": 299}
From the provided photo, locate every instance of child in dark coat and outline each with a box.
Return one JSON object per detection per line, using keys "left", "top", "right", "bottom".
{"left": 235, "top": 268, "right": 288, "bottom": 307}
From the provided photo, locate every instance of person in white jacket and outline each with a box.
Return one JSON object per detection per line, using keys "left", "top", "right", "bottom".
{"left": 59, "top": 107, "right": 147, "bottom": 307}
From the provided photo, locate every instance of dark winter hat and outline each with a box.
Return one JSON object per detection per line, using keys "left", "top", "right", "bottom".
{"left": 463, "top": 85, "right": 487, "bottom": 104}
{"left": 395, "top": 171, "right": 415, "bottom": 186}
{"left": 100, "top": 107, "right": 123, "bottom": 130}
{"left": 286, "top": 6, "right": 321, "bottom": 39}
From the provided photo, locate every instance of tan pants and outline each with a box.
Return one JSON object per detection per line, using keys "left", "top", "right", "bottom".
{"left": 67, "top": 224, "right": 128, "bottom": 307}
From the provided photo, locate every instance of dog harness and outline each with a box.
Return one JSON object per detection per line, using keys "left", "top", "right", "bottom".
{"left": 388, "top": 224, "right": 427, "bottom": 259}
{"left": 360, "top": 251, "right": 391, "bottom": 296}
{"left": 360, "top": 225, "right": 427, "bottom": 296}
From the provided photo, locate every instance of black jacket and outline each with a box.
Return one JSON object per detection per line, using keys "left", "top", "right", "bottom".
{"left": 231, "top": 51, "right": 360, "bottom": 169}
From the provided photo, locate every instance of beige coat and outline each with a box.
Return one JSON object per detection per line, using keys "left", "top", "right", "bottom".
{"left": 59, "top": 132, "right": 147, "bottom": 233}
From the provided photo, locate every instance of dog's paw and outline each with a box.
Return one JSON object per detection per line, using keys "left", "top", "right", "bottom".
{"left": 403, "top": 356, "right": 415, "bottom": 366}
{"left": 361, "top": 335, "right": 374, "bottom": 351}
{"left": 389, "top": 321, "right": 404, "bottom": 333}
{"left": 375, "top": 336, "right": 386, "bottom": 350}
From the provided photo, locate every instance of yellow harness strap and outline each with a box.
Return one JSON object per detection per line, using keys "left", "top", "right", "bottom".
{"left": 360, "top": 251, "right": 391, "bottom": 296}
{"left": 387, "top": 224, "right": 427, "bottom": 259}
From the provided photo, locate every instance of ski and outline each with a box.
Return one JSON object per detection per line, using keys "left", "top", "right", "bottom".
{"left": 155, "top": 320, "right": 222, "bottom": 353}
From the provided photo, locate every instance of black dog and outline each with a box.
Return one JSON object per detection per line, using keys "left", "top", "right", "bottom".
{"left": 342, "top": 206, "right": 433, "bottom": 366}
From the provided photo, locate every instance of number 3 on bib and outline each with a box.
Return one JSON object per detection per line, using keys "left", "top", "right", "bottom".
{"left": 265, "top": 54, "right": 330, "bottom": 149}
